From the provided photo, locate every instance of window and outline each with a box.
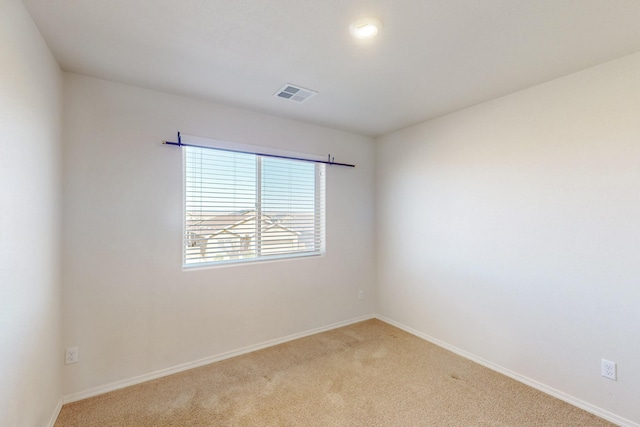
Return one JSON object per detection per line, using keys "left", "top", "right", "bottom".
{"left": 184, "top": 145, "right": 325, "bottom": 266}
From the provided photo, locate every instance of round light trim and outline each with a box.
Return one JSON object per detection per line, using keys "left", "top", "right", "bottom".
{"left": 349, "top": 17, "right": 382, "bottom": 39}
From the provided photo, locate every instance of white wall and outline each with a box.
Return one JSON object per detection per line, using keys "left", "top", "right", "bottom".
{"left": 0, "top": 0, "right": 63, "bottom": 425}
{"left": 376, "top": 52, "right": 640, "bottom": 424}
{"left": 62, "top": 73, "right": 375, "bottom": 395}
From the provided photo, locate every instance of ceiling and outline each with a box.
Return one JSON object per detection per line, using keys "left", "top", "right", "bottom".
{"left": 23, "top": 0, "right": 640, "bottom": 137}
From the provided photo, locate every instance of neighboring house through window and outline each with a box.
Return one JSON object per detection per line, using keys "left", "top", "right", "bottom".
{"left": 184, "top": 142, "right": 325, "bottom": 267}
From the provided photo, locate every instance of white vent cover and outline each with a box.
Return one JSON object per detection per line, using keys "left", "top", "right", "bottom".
{"left": 274, "top": 84, "right": 317, "bottom": 103}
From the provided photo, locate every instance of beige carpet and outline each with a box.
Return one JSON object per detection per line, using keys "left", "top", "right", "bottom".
{"left": 55, "top": 319, "right": 615, "bottom": 426}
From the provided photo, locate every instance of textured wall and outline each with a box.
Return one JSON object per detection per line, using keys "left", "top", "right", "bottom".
{"left": 0, "top": 0, "right": 63, "bottom": 425}
{"left": 61, "top": 73, "right": 376, "bottom": 396}
{"left": 376, "top": 52, "right": 640, "bottom": 424}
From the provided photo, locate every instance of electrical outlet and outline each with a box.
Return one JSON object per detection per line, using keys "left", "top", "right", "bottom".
{"left": 65, "top": 347, "right": 79, "bottom": 364}
{"left": 601, "top": 359, "right": 616, "bottom": 380}
{"left": 358, "top": 290, "right": 365, "bottom": 300}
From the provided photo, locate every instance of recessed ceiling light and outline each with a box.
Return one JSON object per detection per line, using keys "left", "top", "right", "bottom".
{"left": 349, "top": 17, "right": 383, "bottom": 39}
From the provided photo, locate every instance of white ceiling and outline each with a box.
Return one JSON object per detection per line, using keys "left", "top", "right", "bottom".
{"left": 23, "top": 0, "right": 640, "bottom": 137}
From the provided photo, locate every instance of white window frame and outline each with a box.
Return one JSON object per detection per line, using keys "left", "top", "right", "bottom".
{"left": 182, "top": 135, "right": 326, "bottom": 268}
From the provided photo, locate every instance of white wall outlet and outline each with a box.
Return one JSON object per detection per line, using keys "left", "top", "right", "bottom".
{"left": 65, "top": 347, "right": 79, "bottom": 364}
{"left": 601, "top": 359, "right": 616, "bottom": 380}
{"left": 358, "top": 290, "right": 365, "bottom": 300}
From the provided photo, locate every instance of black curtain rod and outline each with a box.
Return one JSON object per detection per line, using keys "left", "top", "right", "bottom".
{"left": 164, "top": 132, "right": 355, "bottom": 168}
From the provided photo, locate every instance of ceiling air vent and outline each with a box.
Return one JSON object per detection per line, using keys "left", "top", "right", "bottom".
{"left": 274, "top": 84, "right": 317, "bottom": 103}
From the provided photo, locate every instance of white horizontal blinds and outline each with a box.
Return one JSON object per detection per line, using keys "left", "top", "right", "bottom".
{"left": 184, "top": 147, "right": 257, "bottom": 264}
{"left": 260, "top": 157, "right": 325, "bottom": 256}
{"left": 184, "top": 145, "right": 325, "bottom": 266}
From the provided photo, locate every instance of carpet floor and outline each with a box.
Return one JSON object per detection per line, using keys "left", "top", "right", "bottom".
{"left": 55, "top": 319, "right": 615, "bottom": 426}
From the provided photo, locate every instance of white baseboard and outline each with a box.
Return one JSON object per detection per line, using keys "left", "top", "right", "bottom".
{"left": 47, "top": 396, "right": 63, "bottom": 427}
{"left": 59, "top": 313, "right": 637, "bottom": 427}
{"left": 63, "top": 314, "right": 374, "bottom": 404}
{"left": 375, "top": 314, "right": 638, "bottom": 427}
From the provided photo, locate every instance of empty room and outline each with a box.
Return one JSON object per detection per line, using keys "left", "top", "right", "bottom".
{"left": 2, "top": 0, "right": 640, "bottom": 425}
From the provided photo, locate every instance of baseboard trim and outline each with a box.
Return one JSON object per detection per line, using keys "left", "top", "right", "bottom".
{"left": 375, "top": 315, "right": 638, "bottom": 427}
{"left": 60, "top": 313, "right": 637, "bottom": 426}
{"left": 47, "top": 396, "right": 63, "bottom": 427}
{"left": 63, "top": 314, "right": 374, "bottom": 404}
